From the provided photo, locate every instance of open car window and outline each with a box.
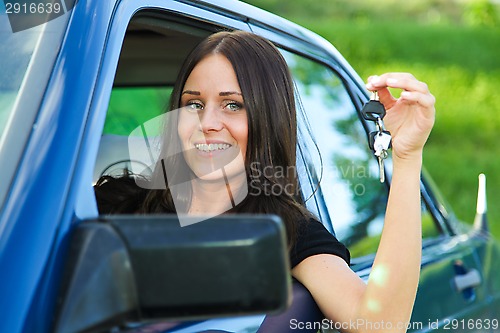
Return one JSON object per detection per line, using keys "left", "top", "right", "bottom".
{"left": 94, "top": 12, "right": 319, "bottom": 214}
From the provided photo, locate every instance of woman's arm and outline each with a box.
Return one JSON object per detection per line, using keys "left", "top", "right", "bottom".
{"left": 292, "top": 73, "right": 435, "bottom": 333}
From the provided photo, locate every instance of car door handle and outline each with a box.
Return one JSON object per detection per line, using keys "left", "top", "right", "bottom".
{"left": 453, "top": 268, "right": 482, "bottom": 292}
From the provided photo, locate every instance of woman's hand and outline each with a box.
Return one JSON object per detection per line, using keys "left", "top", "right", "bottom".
{"left": 366, "top": 73, "right": 435, "bottom": 161}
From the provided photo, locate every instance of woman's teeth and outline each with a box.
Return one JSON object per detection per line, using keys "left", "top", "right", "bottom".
{"left": 195, "top": 143, "right": 231, "bottom": 152}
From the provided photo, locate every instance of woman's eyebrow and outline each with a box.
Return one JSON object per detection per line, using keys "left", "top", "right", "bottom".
{"left": 219, "top": 91, "right": 242, "bottom": 96}
{"left": 181, "top": 90, "right": 200, "bottom": 96}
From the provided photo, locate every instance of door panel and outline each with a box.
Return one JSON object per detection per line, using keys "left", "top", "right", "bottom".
{"left": 411, "top": 235, "right": 492, "bottom": 332}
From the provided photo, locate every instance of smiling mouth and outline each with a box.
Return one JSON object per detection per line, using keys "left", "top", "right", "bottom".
{"left": 194, "top": 143, "right": 232, "bottom": 152}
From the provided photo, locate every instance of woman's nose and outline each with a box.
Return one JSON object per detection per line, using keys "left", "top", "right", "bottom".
{"left": 199, "top": 105, "right": 223, "bottom": 132}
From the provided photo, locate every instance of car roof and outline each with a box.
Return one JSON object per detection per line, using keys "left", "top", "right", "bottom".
{"left": 187, "top": 0, "right": 328, "bottom": 46}
{"left": 193, "top": 0, "right": 348, "bottom": 64}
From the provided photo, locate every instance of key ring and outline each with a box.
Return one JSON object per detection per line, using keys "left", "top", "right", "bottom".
{"left": 374, "top": 115, "right": 385, "bottom": 133}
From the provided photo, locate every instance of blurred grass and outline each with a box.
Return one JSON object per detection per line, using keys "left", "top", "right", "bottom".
{"left": 243, "top": 0, "right": 500, "bottom": 239}
{"left": 105, "top": 87, "right": 170, "bottom": 136}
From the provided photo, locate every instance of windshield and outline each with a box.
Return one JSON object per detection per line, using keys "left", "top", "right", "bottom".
{"left": 0, "top": 13, "right": 41, "bottom": 138}
{"left": 0, "top": 3, "right": 68, "bottom": 209}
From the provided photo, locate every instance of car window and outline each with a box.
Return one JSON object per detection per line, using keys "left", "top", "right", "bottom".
{"left": 0, "top": 11, "right": 38, "bottom": 139}
{"left": 283, "top": 51, "right": 441, "bottom": 261}
{"left": 94, "top": 13, "right": 316, "bottom": 211}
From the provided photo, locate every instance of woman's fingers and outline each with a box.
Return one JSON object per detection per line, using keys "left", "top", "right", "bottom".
{"left": 363, "top": 73, "right": 436, "bottom": 160}
{"left": 375, "top": 87, "right": 397, "bottom": 108}
{"left": 365, "top": 73, "right": 435, "bottom": 113}
{"left": 366, "top": 73, "right": 429, "bottom": 94}
{"left": 399, "top": 90, "right": 436, "bottom": 108}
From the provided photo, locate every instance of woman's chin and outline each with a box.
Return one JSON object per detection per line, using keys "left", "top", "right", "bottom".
{"left": 192, "top": 166, "right": 245, "bottom": 183}
{"left": 188, "top": 152, "right": 246, "bottom": 183}
{"left": 193, "top": 168, "right": 225, "bottom": 182}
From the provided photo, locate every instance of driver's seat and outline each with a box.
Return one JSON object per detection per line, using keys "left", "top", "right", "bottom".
{"left": 257, "top": 279, "right": 325, "bottom": 333}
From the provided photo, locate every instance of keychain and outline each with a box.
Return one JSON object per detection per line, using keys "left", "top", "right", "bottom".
{"left": 361, "top": 91, "right": 392, "bottom": 183}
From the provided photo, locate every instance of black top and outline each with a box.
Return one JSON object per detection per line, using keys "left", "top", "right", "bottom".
{"left": 94, "top": 176, "right": 350, "bottom": 268}
{"left": 290, "top": 218, "right": 350, "bottom": 268}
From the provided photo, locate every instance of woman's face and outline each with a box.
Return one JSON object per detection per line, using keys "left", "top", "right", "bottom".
{"left": 178, "top": 54, "right": 248, "bottom": 181}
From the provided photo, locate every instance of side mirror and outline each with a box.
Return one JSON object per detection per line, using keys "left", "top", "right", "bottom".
{"left": 55, "top": 215, "right": 290, "bottom": 333}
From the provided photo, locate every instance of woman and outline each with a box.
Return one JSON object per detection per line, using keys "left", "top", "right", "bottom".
{"left": 95, "top": 30, "right": 435, "bottom": 332}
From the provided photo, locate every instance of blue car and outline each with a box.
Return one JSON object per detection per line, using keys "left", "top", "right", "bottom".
{"left": 1, "top": 0, "right": 499, "bottom": 332}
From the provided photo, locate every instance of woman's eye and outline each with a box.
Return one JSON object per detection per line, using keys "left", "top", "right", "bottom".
{"left": 225, "top": 101, "right": 243, "bottom": 111}
{"left": 186, "top": 102, "right": 203, "bottom": 111}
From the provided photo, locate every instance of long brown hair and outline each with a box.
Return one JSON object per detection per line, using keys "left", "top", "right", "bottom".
{"left": 140, "top": 30, "right": 313, "bottom": 246}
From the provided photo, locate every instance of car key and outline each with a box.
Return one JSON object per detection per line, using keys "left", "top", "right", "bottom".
{"left": 361, "top": 91, "right": 386, "bottom": 121}
{"left": 361, "top": 91, "right": 392, "bottom": 182}
{"left": 373, "top": 131, "right": 392, "bottom": 183}
{"left": 369, "top": 130, "right": 392, "bottom": 151}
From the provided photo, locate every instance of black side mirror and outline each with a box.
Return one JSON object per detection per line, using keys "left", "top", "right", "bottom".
{"left": 55, "top": 215, "right": 290, "bottom": 333}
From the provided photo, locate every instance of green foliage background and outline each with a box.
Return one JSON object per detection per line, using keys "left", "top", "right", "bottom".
{"left": 243, "top": 0, "right": 500, "bottom": 239}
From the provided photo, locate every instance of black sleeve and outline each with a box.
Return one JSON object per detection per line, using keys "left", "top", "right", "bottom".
{"left": 290, "top": 218, "right": 350, "bottom": 268}
{"left": 93, "top": 176, "right": 148, "bottom": 214}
